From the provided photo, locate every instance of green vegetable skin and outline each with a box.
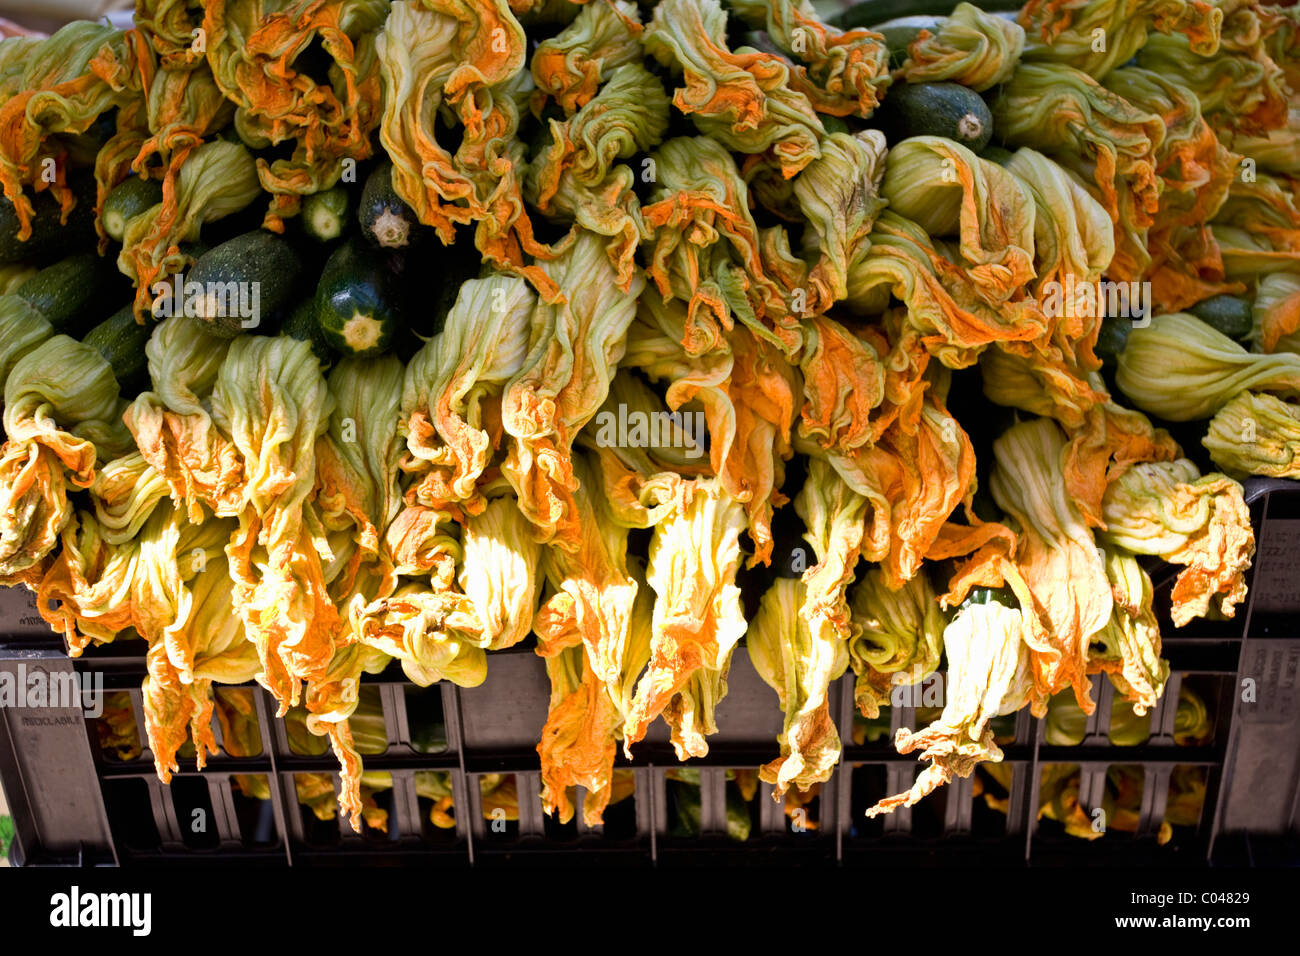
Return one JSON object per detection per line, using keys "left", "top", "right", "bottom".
{"left": 1188, "top": 294, "right": 1253, "bottom": 340}
{"left": 15, "top": 252, "right": 124, "bottom": 336}
{"left": 0, "top": 171, "right": 98, "bottom": 263}
{"left": 875, "top": 82, "right": 995, "bottom": 152}
{"left": 301, "top": 186, "right": 352, "bottom": 243}
{"left": 183, "top": 230, "right": 302, "bottom": 338}
{"left": 102, "top": 176, "right": 164, "bottom": 243}
{"left": 314, "top": 238, "right": 401, "bottom": 357}
{"left": 82, "top": 304, "right": 152, "bottom": 392}
{"left": 359, "top": 159, "right": 419, "bottom": 249}
{"left": 280, "top": 298, "right": 334, "bottom": 365}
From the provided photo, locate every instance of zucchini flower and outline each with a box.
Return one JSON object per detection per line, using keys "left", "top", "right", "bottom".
{"left": 374, "top": 0, "right": 466, "bottom": 243}
{"left": 378, "top": 0, "right": 562, "bottom": 296}
{"left": 1062, "top": 399, "right": 1180, "bottom": 529}
{"left": 1098, "top": 458, "right": 1254, "bottom": 626}
{"left": 89, "top": 453, "right": 172, "bottom": 545}
{"left": 1117, "top": 312, "right": 1300, "bottom": 420}
{"left": 866, "top": 594, "right": 1034, "bottom": 816}
{"left": 534, "top": 452, "right": 641, "bottom": 695}
{"left": 980, "top": 344, "right": 1109, "bottom": 432}
{"left": 0, "top": 264, "right": 36, "bottom": 293}
{"left": 1213, "top": 224, "right": 1300, "bottom": 282}
{"left": 1230, "top": 107, "right": 1300, "bottom": 177}
{"left": 525, "top": 63, "right": 670, "bottom": 289}
{"left": 1259, "top": 3, "right": 1300, "bottom": 92}
{"left": 118, "top": 139, "right": 261, "bottom": 319}
{"left": 1101, "top": 67, "right": 1237, "bottom": 299}
{"left": 534, "top": 457, "right": 653, "bottom": 825}
{"left": 1019, "top": 0, "right": 1222, "bottom": 79}
{"left": 621, "top": 478, "right": 748, "bottom": 758}
{"left": 500, "top": 231, "right": 645, "bottom": 549}
{"left": 134, "top": 0, "right": 209, "bottom": 69}
{"left": 845, "top": 211, "right": 1048, "bottom": 368}
{"left": 356, "top": 493, "right": 541, "bottom": 682}
{"left": 1003, "top": 147, "right": 1114, "bottom": 309}
{"left": 748, "top": 577, "right": 850, "bottom": 796}
{"left": 643, "top": 0, "right": 824, "bottom": 178}
{"left": 820, "top": 383, "right": 977, "bottom": 589}
{"left": 1210, "top": 173, "right": 1300, "bottom": 280}
{"left": 0, "top": 22, "right": 147, "bottom": 239}
{"left": 846, "top": 566, "right": 946, "bottom": 720}
{"left": 142, "top": 546, "right": 260, "bottom": 783}
{"left": 0, "top": 336, "right": 131, "bottom": 587}
{"left": 0, "top": 294, "right": 53, "bottom": 388}
{"left": 900, "top": 2, "right": 1025, "bottom": 90}
{"left": 1137, "top": 0, "right": 1288, "bottom": 139}
{"left": 399, "top": 275, "right": 534, "bottom": 515}
{"left": 315, "top": 355, "right": 405, "bottom": 609}
{"left": 1252, "top": 270, "right": 1300, "bottom": 354}
{"left": 530, "top": 0, "right": 643, "bottom": 114}
{"left": 991, "top": 63, "right": 1164, "bottom": 255}
{"left": 797, "top": 314, "right": 886, "bottom": 453}
{"left": 990, "top": 418, "right": 1113, "bottom": 710}
{"left": 121, "top": 67, "right": 234, "bottom": 255}
{"left": 1105, "top": 69, "right": 1234, "bottom": 230}
{"left": 723, "top": 0, "right": 891, "bottom": 117}
{"left": 210, "top": 335, "right": 337, "bottom": 712}
{"left": 201, "top": 0, "right": 387, "bottom": 228}
{"left": 625, "top": 296, "right": 797, "bottom": 565}
{"left": 793, "top": 130, "right": 888, "bottom": 310}
{"left": 123, "top": 316, "right": 243, "bottom": 523}
{"left": 641, "top": 136, "right": 804, "bottom": 356}
{"left": 1090, "top": 545, "right": 1170, "bottom": 715}
{"left": 353, "top": 581, "right": 488, "bottom": 688}
{"left": 879, "top": 136, "right": 1037, "bottom": 305}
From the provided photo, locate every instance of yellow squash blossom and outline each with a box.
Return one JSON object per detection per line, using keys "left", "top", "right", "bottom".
{"left": 0, "top": 336, "right": 132, "bottom": 587}
{"left": 901, "top": 2, "right": 1025, "bottom": 90}
{"left": 846, "top": 565, "right": 946, "bottom": 720}
{"left": 1090, "top": 545, "right": 1169, "bottom": 715}
{"left": 643, "top": 0, "right": 825, "bottom": 178}
{"left": 622, "top": 478, "right": 748, "bottom": 758}
{"left": 1098, "top": 458, "right": 1254, "bottom": 626}
{"left": 748, "top": 577, "right": 850, "bottom": 796}
{"left": 990, "top": 418, "right": 1113, "bottom": 711}
{"left": 500, "top": 231, "right": 645, "bottom": 549}
{"left": 398, "top": 275, "right": 534, "bottom": 515}
{"left": 123, "top": 315, "right": 242, "bottom": 523}
{"left": 1204, "top": 390, "right": 1300, "bottom": 478}
{"left": 867, "top": 596, "right": 1034, "bottom": 816}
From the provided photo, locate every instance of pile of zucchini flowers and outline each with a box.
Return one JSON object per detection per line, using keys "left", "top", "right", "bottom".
{"left": 0, "top": 0, "right": 1296, "bottom": 831}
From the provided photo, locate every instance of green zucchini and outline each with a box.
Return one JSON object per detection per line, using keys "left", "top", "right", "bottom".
{"left": 183, "top": 230, "right": 302, "bottom": 338}
{"left": 1094, "top": 313, "right": 1132, "bottom": 367}
{"left": 102, "top": 176, "right": 164, "bottom": 242}
{"left": 301, "top": 186, "right": 351, "bottom": 243}
{"left": 876, "top": 81, "right": 994, "bottom": 152}
{"left": 833, "top": 0, "right": 1020, "bottom": 30}
{"left": 957, "top": 585, "right": 1020, "bottom": 611}
{"left": 314, "top": 238, "right": 401, "bottom": 357}
{"left": 0, "top": 171, "right": 98, "bottom": 264}
{"left": 1188, "top": 294, "right": 1253, "bottom": 340}
{"left": 14, "top": 252, "right": 122, "bottom": 336}
{"left": 82, "top": 305, "right": 152, "bottom": 392}
{"left": 280, "top": 298, "right": 334, "bottom": 365}
{"left": 359, "top": 160, "right": 418, "bottom": 249}
{"left": 978, "top": 145, "right": 1016, "bottom": 166}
